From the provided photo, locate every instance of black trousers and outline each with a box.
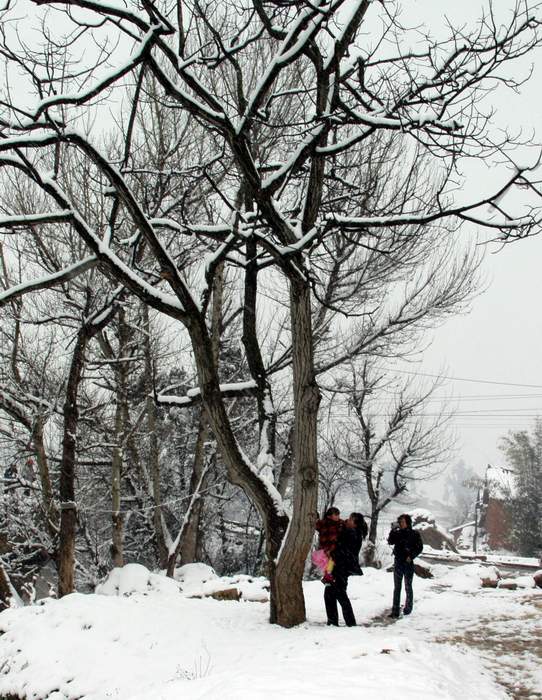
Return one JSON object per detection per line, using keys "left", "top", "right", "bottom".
{"left": 392, "top": 559, "right": 414, "bottom": 613}
{"left": 324, "top": 574, "right": 356, "bottom": 626}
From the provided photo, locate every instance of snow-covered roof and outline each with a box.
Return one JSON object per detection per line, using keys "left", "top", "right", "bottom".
{"left": 485, "top": 465, "right": 516, "bottom": 500}
{"left": 449, "top": 520, "right": 476, "bottom": 533}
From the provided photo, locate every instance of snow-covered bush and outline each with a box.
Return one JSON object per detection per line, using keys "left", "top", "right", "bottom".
{"left": 96, "top": 563, "right": 181, "bottom": 597}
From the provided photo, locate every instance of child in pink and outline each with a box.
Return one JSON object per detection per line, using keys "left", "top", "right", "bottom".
{"left": 313, "top": 507, "right": 343, "bottom": 583}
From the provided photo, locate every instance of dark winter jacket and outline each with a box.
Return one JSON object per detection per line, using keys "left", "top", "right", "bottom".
{"left": 333, "top": 527, "right": 364, "bottom": 577}
{"left": 315, "top": 517, "right": 343, "bottom": 554}
{"left": 387, "top": 526, "right": 423, "bottom": 563}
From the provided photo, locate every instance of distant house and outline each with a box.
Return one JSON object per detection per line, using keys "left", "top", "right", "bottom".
{"left": 479, "top": 464, "right": 516, "bottom": 551}
{"left": 450, "top": 465, "right": 517, "bottom": 552}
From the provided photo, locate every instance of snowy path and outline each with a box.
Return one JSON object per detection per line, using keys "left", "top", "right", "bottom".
{"left": 434, "top": 596, "right": 542, "bottom": 699}
{"left": 0, "top": 565, "right": 540, "bottom": 700}
{"left": 361, "top": 580, "right": 542, "bottom": 699}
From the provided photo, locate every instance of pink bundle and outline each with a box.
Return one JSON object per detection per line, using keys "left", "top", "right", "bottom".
{"left": 311, "top": 548, "right": 329, "bottom": 572}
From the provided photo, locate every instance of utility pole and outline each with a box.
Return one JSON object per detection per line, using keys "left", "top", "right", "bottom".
{"left": 473, "top": 485, "right": 481, "bottom": 554}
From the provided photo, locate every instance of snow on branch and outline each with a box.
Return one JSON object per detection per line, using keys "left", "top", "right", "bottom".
{"left": 157, "top": 381, "right": 258, "bottom": 408}
{"left": 31, "top": 30, "right": 160, "bottom": 121}
{"left": 0, "top": 256, "right": 98, "bottom": 308}
{"left": 30, "top": 0, "right": 151, "bottom": 32}
{"left": 0, "top": 212, "right": 73, "bottom": 229}
{"left": 237, "top": 1, "right": 332, "bottom": 135}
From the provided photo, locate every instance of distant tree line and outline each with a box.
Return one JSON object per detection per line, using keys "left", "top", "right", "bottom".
{"left": 500, "top": 420, "right": 542, "bottom": 558}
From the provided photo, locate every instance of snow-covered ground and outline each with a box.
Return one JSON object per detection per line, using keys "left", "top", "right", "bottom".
{"left": 0, "top": 563, "right": 541, "bottom": 700}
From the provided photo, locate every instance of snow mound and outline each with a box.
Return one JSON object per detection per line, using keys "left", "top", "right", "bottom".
{"left": 175, "top": 562, "right": 218, "bottom": 585}
{"left": 173, "top": 562, "right": 218, "bottom": 597}
{"left": 96, "top": 563, "right": 181, "bottom": 597}
{"left": 0, "top": 569, "right": 520, "bottom": 700}
{"left": 423, "top": 563, "right": 452, "bottom": 579}
{"left": 215, "top": 574, "right": 269, "bottom": 602}
{"left": 439, "top": 564, "right": 500, "bottom": 592}
{"left": 173, "top": 564, "right": 269, "bottom": 601}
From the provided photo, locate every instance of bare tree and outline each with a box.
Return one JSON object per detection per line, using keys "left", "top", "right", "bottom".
{"left": 1, "top": 0, "right": 541, "bottom": 625}
{"left": 330, "top": 362, "right": 451, "bottom": 565}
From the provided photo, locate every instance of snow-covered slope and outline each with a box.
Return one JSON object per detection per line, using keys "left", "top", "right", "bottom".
{"left": 0, "top": 564, "right": 540, "bottom": 700}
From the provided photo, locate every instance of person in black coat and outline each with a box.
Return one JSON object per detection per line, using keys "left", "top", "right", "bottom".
{"left": 387, "top": 513, "right": 423, "bottom": 617}
{"left": 324, "top": 512, "right": 368, "bottom": 627}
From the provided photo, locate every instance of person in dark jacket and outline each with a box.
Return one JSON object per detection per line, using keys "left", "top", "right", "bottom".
{"left": 324, "top": 512, "right": 368, "bottom": 627}
{"left": 387, "top": 513, "right": 423, "bottom": 617}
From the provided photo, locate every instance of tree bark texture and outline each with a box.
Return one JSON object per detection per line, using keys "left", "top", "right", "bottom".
{"left": 0, "top": 563, "right": 14, "bottom": 611}
{"left": 111, "top": 312, "right": 129, "bottom": 568}
{"left": 272, "top": 280, "right": 320, "bottom": 626}
{"left": 31, "top": 416, "right": 58, "bottom": 538}
{"left": 142, "top": 304, "right": 169, "bottom": 568}
{"left": 178, "top": 414, "right": 208, "bottom": 566}
{"left": 241, "top": 238, "right": 276, "bottom": 459}
{"left": 187, "top": 314, "right": 289, "bottom": 598}
{"left": 364, "top": 512, "right": 380, "bottom": 567}
{"left": 58, "top": 326, "right": 89, "bottom": 597}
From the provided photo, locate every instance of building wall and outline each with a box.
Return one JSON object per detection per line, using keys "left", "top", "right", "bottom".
{"left": 485, "top": 498, "right": 513, "bottom": 550}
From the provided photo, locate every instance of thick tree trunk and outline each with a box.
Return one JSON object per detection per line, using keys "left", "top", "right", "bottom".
{"left": 364, "top": 510, "right": 380, "bottom": 566}
{"left": 272, "top": 280, "right": 320, "bottom": 626}
{"left": 186, "top": 279, "right": 318, "bottom": 626}
{"left": 58, "top": 327, "right": 89, "bottom": 597}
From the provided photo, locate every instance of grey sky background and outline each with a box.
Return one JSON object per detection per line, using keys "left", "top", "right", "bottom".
{"left": 8, "top": 1, "right": 542, "bottom": 485}
{"left": 392, "top": 1, "right": 542, "bottom": 479}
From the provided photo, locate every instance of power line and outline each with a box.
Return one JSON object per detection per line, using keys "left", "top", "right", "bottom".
{"left": 419, "top": 393, "right": 542, "bottom": 402}
{"left": 325, "top": 410, "right": 542, "bottom": 418}
{"left": 379, "top": 366, "right": 542, "bottom": 389}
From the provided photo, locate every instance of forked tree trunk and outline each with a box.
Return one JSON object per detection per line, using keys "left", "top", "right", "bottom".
{"left": 186, "top": 314, "right": 289, "bottom": 602}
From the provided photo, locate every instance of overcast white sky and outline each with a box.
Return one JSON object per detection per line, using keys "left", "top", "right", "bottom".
{"left": 7, "top": 0, "right": 542, "bottom": 481}
{"left": 392, "top": 1, "right": 542, "bottom": 475}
